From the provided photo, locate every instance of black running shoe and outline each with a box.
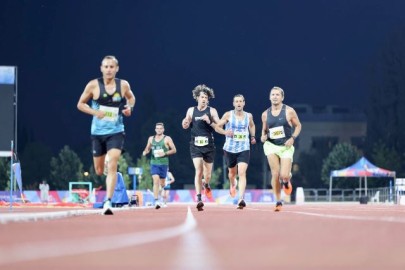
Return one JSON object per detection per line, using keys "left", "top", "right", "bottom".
{"left": 237, "top": 199, "right": 246, "bottom": 209}
{"left": 274, "top": 201, "right": 283, "bottom": 212}
{"left": 196, "top": 200, "right": 204, "bottom": 211}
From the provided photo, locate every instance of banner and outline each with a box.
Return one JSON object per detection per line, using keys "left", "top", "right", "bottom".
{"left": 0, "top": 66, "right": 17, "bottom": 157}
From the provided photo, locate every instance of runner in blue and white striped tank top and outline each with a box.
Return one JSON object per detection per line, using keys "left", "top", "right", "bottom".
{"left": 223, "top": 111, "right": 250, "bottom": 153}
{"left": 212, "top": 94, "right": 256, "bottom": 210}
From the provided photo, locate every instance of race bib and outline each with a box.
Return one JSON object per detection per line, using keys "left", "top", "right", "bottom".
{"left": 194, "top": 136, "right": 209, "bottom": 146}
{"left": 268, "top": 126, "right": 285, "bottom": 139}
{"left": 153, "top": 149, "right": 165, "bottom": 158}
{"left": 99, "top": 105, "right": 119, "bottom": 122}
{"left": 233, "top": 131, "right": 248, "bottom": 142}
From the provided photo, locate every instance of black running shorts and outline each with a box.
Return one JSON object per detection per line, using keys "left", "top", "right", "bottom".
{"left": 224, "top": 150, "right": 250, "bottom": 168}
{"left": 91, "top": 132, "right": 125, "bottom": 157}
{"left": 190, "top": 143, "right": 215, "bottom": 163}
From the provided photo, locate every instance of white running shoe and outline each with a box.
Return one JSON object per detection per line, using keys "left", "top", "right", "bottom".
{"left": 103, "top": 200, "right": 113, "bottom": 215}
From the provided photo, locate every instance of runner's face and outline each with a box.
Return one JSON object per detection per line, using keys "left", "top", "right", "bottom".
{"left": 100, "top": 59, "right": 119, "bottom": 79}
{"left": 233, "top": 97, "right": 245, "bottom": 111}
{"left": 270, "top": 89, "right": 283, "bottom": 105}
{"left": 197, "top": 92, "right": 209, "bottom": 107}
{"left": 155, "top": 125, "right": 164, "bottom": 135}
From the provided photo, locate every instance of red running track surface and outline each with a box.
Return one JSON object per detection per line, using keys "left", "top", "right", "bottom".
{"left": 1, "top": 203, "right": 405, "bottom": 270}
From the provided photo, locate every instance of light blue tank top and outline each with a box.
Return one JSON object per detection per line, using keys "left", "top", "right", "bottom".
{"left": 223, "top": 111, "right": 250, "bottom": 153}
{"left": 91, "top": 78, "right": 125, "bottom": 135}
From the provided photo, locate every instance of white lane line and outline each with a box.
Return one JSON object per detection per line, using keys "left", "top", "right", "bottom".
{"left": 0, "top": 207, "right": 196, "bottom": 266}
{"left": 246, "top": 206, "right": 405, "bottom": 223}
{"left": 288, "top": 211, "right": 405, "bottom": 223}
{"left": 171, "top": 214, "right": 218, "bottom": 269}
{"left": 0, "top": 209, "right": 100, "bottom": 224}
{"left": 0, "top": 207, "right": 145, "bottom": 224}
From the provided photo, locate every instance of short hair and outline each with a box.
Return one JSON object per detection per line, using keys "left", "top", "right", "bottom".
{"left": 192, "top": 84, "right": 215, "bottom": 100}
{"left": 101, "top": 55, "right": 119, "bottom": 66}
{"left": 233, "top": 94, "right": 245, "bottom": 101}
{"left": 155, "top": 122, "right": 164, "bottom": 127}
{"left": 270, "top": 86, "right": 284, "bottom": 97}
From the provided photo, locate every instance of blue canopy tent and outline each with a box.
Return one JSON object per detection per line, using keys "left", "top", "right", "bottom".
{"left": 329, "top": 157, "right": 396, "bottom": 201}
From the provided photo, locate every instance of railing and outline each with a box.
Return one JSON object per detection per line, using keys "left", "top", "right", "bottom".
{"left": 303, "top": 187, "right": 400, "bottom": 203}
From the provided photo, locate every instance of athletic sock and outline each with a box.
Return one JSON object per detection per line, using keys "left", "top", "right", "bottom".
{"left": 197, "top": 194, "right": 202, "bottom": 201}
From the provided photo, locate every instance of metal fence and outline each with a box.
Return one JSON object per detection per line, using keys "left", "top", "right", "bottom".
{"left": 302, "top": 187, "right": 403, "bottom": 203}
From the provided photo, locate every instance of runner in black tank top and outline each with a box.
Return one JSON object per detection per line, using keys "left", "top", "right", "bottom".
{"left": 182, "top": 84, "right": 220, "bottom": 211}
{"left": 266, "top": 104, "right": 293, "bottom": 146}
{"left": 260, "top": 86, "right": 302, "bottom": 212}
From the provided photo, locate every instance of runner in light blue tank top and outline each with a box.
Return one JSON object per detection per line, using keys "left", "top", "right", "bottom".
{"left": 90, "top": 78, "right": 125, "bottom": 135}
{"left": 212, "top": 94, "right": 256, "bottom": 210}
{"left": 223, "top": 111, "right": 250, "bottom": 153}
{"left": 77, "top": 55, "right": 136, "bottom": 215}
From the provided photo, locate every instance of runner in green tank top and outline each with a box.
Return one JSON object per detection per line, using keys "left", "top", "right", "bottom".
{"left": 142, "top": 122, "right": 177, "bottom": 209}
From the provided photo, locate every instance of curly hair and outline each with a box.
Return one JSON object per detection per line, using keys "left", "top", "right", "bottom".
{"left": 192, "top": 84, "right": 215, "bottom": 100}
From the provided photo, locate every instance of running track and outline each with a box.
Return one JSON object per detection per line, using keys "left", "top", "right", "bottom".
{"left": 1, "top": 203, "right": 405, "bottom": 270}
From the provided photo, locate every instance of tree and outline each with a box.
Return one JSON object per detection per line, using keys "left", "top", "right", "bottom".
{"left": 296, "top": 136, "right": 340, "bottom": 188}
{"left": 321, "top": 143, "right": 361, "bottom": 188}
{"left": 19, "top": 142, "right": 53, "bottom": 190}
{"left": 366, "top": 28, "right": 405, "bottom": 175}
{"left": 370, "top": 141, "right": 401, "bottom": 188}
{"left": 0, "top": 158, "right": 10, "bottom": 190}
{"left": 118, "top": 152, "right": 134, "bottom": 189}
{"left": 296, "top": 151, "right": 326, "bottom": 188}
{"left": 49, "top": 145, "right": 83, "bottom": 190}
{"left": 136, "top": 155, "right": 152, "bottom": 191}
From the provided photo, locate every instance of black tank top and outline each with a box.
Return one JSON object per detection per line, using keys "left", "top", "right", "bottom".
{"left": 190, "top": 106, "right": 214, "bottom": 143}
{"left": 95, "top": 78, "right": 125, "bottom": 110}
{"left": 266, "top": 104, "right": 292, "bottom": 145}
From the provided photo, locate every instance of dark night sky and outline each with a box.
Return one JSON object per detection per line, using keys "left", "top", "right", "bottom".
{"left": 1, "top": 0, "right": 405, "bottom": 153}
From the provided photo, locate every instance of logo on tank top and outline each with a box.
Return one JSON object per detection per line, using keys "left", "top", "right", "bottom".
{"left": 112, "top": 93, "right": 122, "bottom": 102}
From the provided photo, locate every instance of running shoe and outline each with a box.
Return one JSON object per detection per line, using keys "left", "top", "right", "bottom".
{"left": 274, "top": 201, "right": 283, "bottom": 212}
{"left": 282, "top": 181, "right": 292, "bottom": 196}
{"left": 203, "top": 183, "right": 213, "bottom": 199}
{"left": 155, "top": 201, "right": 161, "bottom": 210}
{"left": 229, "top": 180, "right": 237, "bottom": 198}
{"left": 103, "top": 200, "right": 113, "bottom": 215}
{"left": 196, "top": 200, "right": 204, "bottom": 211}
{"left": 237, "top": 199, "right": 246, "bottom": 209}
{"left": 281, "top": 173, "right": 293, "bottom": 195}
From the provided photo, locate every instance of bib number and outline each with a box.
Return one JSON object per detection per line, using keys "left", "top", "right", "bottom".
{"left": 153, "top": 149, "right": 165, "bottom": 158}
{"left": 194, "top": 136, "right": 208, "bottom": 146}
{"left": 268, "top": 126, "right": 285, "bottom": 140}
{"left": 233, "top": 131, "right": 248, "bottom": 142}
{"left": 99, "top": 105, "right": 119, "bottom": 122}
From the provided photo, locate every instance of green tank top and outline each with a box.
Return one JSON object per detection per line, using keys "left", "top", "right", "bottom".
{"left": 151, "top": 136, "right": 169, "bottom": 165}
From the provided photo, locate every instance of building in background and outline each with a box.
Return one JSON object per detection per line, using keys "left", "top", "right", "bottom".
{"left": 294, "top": 104, "right": 367, "bottom": 158}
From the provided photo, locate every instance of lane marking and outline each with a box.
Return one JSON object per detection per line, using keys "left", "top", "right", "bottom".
{"left": 172, "top": 215, "right": 218, "bottom": 269}
{"left": 0, "top": 209, "right": 101, "bottom": 224}
{"left": 0, "top": 207, "right": 147, "bottom": 224}
{"left": 246, "top": 206, "right": 405, "bottom": 223}
{"left": 0, "top": 207, "right": 196, "bottom": 266}
{"left": 288, "top": 211, "right": 405, "bottom": 223}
